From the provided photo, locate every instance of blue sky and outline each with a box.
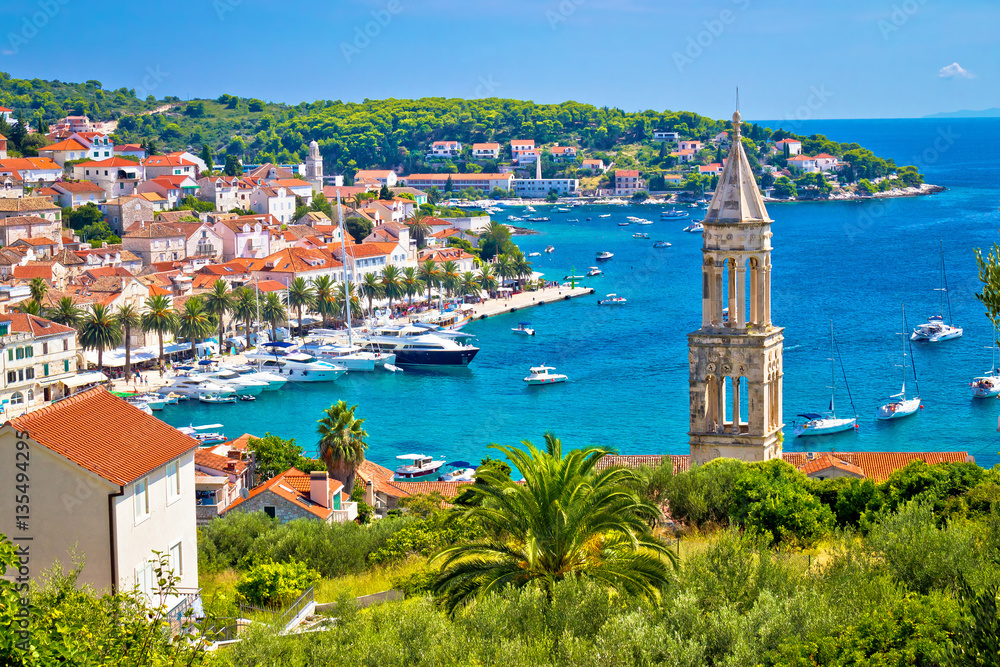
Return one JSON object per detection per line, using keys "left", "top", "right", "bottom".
{"left": 0, "top": 0, "right": 995, "bottom": 119}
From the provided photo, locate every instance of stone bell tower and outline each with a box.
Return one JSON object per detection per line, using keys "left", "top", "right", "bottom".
{"left": 688, "top": 110, "right": 783, "bottom": 465}
{"left": 305, "top": 140, "right": 324, "bottom": 193}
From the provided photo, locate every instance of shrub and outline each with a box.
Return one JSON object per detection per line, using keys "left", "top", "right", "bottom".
{"left": 197, "top": 510, "right": 277, "bottom": 573}
{"left": 664, "top": 458, "right": 745, "bottom": 527}
{"left": 235, "top": 560, "right": 320, "bottom": 608}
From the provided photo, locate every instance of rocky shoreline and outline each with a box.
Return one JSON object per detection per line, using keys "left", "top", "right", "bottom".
{"left": 764, "top": 183, "right": 945, "bottom": 203}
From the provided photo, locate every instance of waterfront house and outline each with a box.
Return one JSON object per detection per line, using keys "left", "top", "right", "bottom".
{"left": 331, "top": 241, "right": 408, "bottom": 278}
{"left": 246, "top": 246, "right": 344, "bottom": 286}
{"left": 419, "top": 246, "right": 476, "bottom": 274}
{"left": 773, "top": 138, "right": 803, "bottom": 156}
{"left": 0, "top": 312, "right": 78, "bottom": 408}
{"left": 0, "top": 387, "right": 201, "bottom": 608}
{"left": 0, "top": 158, "right": 63, "bottom": 187}
{"left": 512, "top": 177, "right": 579, "bottom": 198}
{"left": 471, "top": 142, "right": 500, "bottom": 160}
{"left": 429, "top": 141, "right": 462, "bottom": 158}
{"left": 221, "top": 467, "right": 357, "bottom": 523}
{"left": 50, "top": 181, "right": 105, "bottom": 209}
{"left": 353, "top": 170, "right": 398, "bottom": 188}
{"left": 787, "top": 154, "right": 818, "bottom": 173}
{"left": 614, "top": 169, "right": 644, "bottom": 196}
{"left": 812, "top": 153, "right": 840, "bottom": 172}
{"left": 73, "top": 157, "right": 143, "bottom": 199}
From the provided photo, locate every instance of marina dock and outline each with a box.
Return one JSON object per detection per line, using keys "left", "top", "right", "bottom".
{"left": 467, "top": 285, "right": 596, "bottom": 320}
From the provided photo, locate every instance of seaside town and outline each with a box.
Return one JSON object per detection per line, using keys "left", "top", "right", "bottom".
{"left": 0, "top": 2, "right": 998, "bottom": 662}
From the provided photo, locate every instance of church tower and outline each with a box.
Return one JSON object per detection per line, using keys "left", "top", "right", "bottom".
{"left": 305, "top": 140, "right": 324, "bottom": 193}
{"left": 688, "top": 110, "right": 783, "bottom": 465}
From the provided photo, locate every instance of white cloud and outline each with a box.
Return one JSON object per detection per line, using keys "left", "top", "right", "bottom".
{"left": 938, "top": 62, "right": 975, "bottom": 79}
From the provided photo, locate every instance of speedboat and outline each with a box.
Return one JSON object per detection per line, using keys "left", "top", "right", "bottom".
{"left": 653, "top": 241, "right": 672, "bottom": 248}
{"left": 357, "top": 325, "right": 480, "bottom": 366}
{"left": 177, "top": 424, "right": 227, "bottom": 445}
{"left": 635, "top": 219, "right": 653, "bottom": 225}
{"left": 244, "top": 349, "right": 348, "bottom": 381}
{"left": 524, "top": 365, "right": 568, "bottom": 385}
{"left": 126, "top": 398, "right": 154, "bottom": 415}
{"left": 394, "top": 454, "right": 446, "bottom": 479}
{"left": 599, "top": 213, "right": 611, "bottom": 218}
{"left": 227, "top": 364, "right": 288, "bottom": 390}
{"left": 527, "top": 216, "right": 550, "bottom": 222}
{"left": 632, "top": 232, "right": 650, "bottom": 239}
{"left": 525, "top": 206, "right": 536, "bottom": 212}
{"left": 157, "top": 377, "right": 237, "bottom": 400}
{"left": 586, "top": 267, "right": 603, "bottom": 277}
{"left": 793, "top": 413, "right": 858, "bottom": 436}
{"left": 598, "top": 293, "right": 627, "bottom": 305}
{"left": 199, "top": 393, "right": 236, "bottom": 405}
{"left": 544, "top": 245, "right": 555, "bottom": 253}
{"left": 300, "top": 342, "right": 392, "bottom": 372}
{"left": 596, "top": 251, "right": 613, "bottom": 261}
{"left": 439, "top": 467, "right": 476, "bottom": 482}
{"left": 618, "top": 222, "right": 630, "bottom": 226}
{"left": 239, "top": 394, "right": 256, "bottom": 402}
{"left": 512, "top": 322, "right": 535, "bottom": 336}
{"left": 136, "top": 393, "right": 167, "bottom": 410}
{"left": 507, "top": 215, "right": 523, "bottom": 222}
{"left": 682, "top": 222, "right": 704, "bottom": 233}
{"left": 528, "top": 251, "right": 542, "bottom": 257}
{"left": 661, "top": 209, "right": 690, "bottom": 219}
{"left": 555, "top": 207, "right": 570, "bottom": 212}
{"left": 911, "top": 316, "right": 962, "bottom": 342}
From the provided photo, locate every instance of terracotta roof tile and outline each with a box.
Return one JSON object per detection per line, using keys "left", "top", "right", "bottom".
{"left": 4, "top": 313, "right": 76, "bottom": 336}
{"left": 223, "top": 467, "right": 344, "bottom": 520}
{"left": 0, "top": 198, "right": 58, "bottom": 213}
{"left": 387, "top": 481, "right": 473, "bottom": 499}
{"left": 8, "top": 387, "right": 200, "bottom": 486}
{"left": 797, "top": 454, "right": 864, "bottom": 477}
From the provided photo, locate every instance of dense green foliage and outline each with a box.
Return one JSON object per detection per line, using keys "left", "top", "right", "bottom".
{"left": 235, "top": 560, "right": 320, "bottom": 608}
{"left": 245, "top": 433, "right": 324, "bottom": 482}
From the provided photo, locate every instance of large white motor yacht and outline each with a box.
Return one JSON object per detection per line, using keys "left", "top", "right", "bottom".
{"left": 196, "top": 369, "right": 268, "bottom": 396}
{"left": 227, "top": 364, "right": 289, "bottom": 390}
{"left": 356, "top": 325, "right": 479, "bottom": 366}
{"left": 158, "top": 377, "right": 237, "bottom": 400}
{"left": 244, "top": 350, "right": 347, "bottom": 381}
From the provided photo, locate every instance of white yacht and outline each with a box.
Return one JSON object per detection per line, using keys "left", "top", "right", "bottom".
{"left": 876, "top": 305, "right": 922, "bottom": 421}
{"left": 596, "top": 251, "right": 614, "bottom": 261}
{"left": 971, "top": 374, "right": 1000, "bottom": 398}
{"left": 598, "top": 293, "right": 627, "bottom": 305}
{"left": 512, "top": 322, "right": 535, "bottom": 336}
{"left": 227, "top": 364, "right": 289, "bottom": 390}
{"left": 524, "top": 365, "right": 568, "bottom": 385}
{"left": 794, "top": 323, "right": 858, "bottom": 437}
{"left": 134, "top": 393, "right": 167, "bottom": 410}
{"left": 177, "top": 424, "right": 227, "bottom": 446}
{"left": 912, "top": 241, "right": 962, "bottom": 342}
{"left": 244, "top": 350, "right": 348, "bottom": 381}
{"left": 357, "top": 325, "right": 480, "bottom": 366}
{"left": 439, "top": 467, "right": 476, "bottom": 482}
{"left": 197, "top": 369, "right": 268, "bottom": 396}
{"left": 682, "top": 221, "right": 705, "bottom": 233}
{"left": 586, "top": 267, "right": 603, "bottom": 277}
{"left": 394, "top": 454, "right": 446, "bottom": 479}
{"left": 158, "top": 377, "right": 237, "bottom": 400}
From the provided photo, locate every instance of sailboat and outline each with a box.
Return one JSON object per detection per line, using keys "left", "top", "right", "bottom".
{"left": 971, "top": 333, "right": 1000, "bottom": 398}
{"left": 912, "top": 241, "right": 963, "bottom": 342}
{"left": 876, "top": 304, "right": 922, "bottom": 420}
{"left": 794, "top": 322, "right": 859, "bottom": 437}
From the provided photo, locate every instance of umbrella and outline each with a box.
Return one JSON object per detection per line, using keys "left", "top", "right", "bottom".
{"left": 198, "top": 359, "right": 214, "bottom": 365}
{"left": 263, "top": 341, "right": 295, "bottom": 348}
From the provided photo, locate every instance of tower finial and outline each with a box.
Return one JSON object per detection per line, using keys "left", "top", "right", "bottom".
{"left": 733, "top": 87, "right": 742, "bottom": 141}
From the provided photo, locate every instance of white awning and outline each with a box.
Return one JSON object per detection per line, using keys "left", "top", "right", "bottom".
{"left": 61, "top": 371, "right": 108, "bottom": 388}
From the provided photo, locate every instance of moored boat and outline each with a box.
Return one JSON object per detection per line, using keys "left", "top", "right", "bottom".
{"left": 876, "top": 305, "right": 922, "bottom": 421}
{"left": 653, "top": 241, "right": 672, "bottom": 248}
{"left": 523, "top": 365, "right": 568, "bottom": 385}
{"left": 794, "top": 323, "right": 858, "bottom": 437}
{"left": 597, "top": 293, "right": 627, "bottom": 305}
{"left": 596, "top": 251, "right": 613, "bottom": 261}
{"left": 394, "top": 454, "right": 446, "bottom": 479}
{"left": 912, "top": 241, "right": 962, "bottom": 342}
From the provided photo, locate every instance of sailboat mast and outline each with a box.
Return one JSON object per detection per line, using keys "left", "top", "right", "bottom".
{"left": 905, "top": 304, "right": 920, "bottom": 396}
{"left": 336, "top": 189, "right": 353, "bottom": 346}
{"left": 829, "top": 320, "right": 836, "bottom": 416}
{"left": 900, "top": 304, "right": 907, "bottom": 398}
{"left": 940, "top": 240, "right": 955, "bottom": 325}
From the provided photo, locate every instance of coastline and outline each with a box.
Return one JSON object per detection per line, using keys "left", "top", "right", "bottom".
{"left": 764, "top": 183, "right": 945, "bottom": 204}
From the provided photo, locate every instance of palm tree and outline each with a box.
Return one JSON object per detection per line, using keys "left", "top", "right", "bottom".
{"left": 115, "top": 303, "right": 141, "bottom": 382}
{"left": 287, "top": 276, "right": 315, "bottom": 337}
{"left": 380, "top": 265, "right": 404, "bottom": 314}
{"left": 458, "top": 271, "right": 480, "bottom": 298}
{"left": 28, "top": 277, "right": 48, "bottom": 304}
{"left": 316, "top": 400, "right": 368, "bottom": 496}
{"left": 231, "top": 286, "right": 259, "bottom": 348}
{"left": 141, "top": 294, "right": 177, "bottom": 376}
{"left": 513, "top": 253, "right": 533, "bottom": 289}
{"left": 431, "top": 433, "right": 675, "bottom": 614}
{"left": 496, "top": 254, "right": 515, "bottom": 289}
{"left": 48, "top": 296, "right": 82, "bottom": 327}
{"left": 335, "top": 282, "right": 363, "bottom": 321}
{"left": 351, "top": 192, "right": 366, "bottom": 210}
{"left": 407, "top": 210, "right": 432, "bottom": 248}
{"left": 478, "top": 265, "right": 499, "bottom": 298}
{"left": 417, "top": 259, "right": 440, "bottom": 306}
{"left": 203, "top": 279, "right": 234, "bottom": 353}
{"left": 312, "top": 275, "right": 337, "bottom": 327}
{"left": 18, "top": 299, "right": 42, "bottom": 316}
{"left": 78, "top": 304, "right": 123, "bottom": 376}
{"left": 401, "top": 266, "right": 420, "bottom": 308}
{"left": 359, "top": 272, "right": 383, "bottom": 315}
{"left": 261, "top": 291, "right": 287, "bottom": 345}
{"left": 176, "top": 296, "right": 216, "bottom": 360}
{"left": 440, "top": 260, "right": 460, "bottom": 298}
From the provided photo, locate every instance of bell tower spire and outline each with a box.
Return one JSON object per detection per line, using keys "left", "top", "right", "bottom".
{"left": 688, "top": 106, "right": 784, "bottom": 464}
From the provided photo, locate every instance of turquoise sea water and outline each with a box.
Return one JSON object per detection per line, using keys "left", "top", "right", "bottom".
{"left": 164, "top": 118, "right": 1000, "bottom": 470}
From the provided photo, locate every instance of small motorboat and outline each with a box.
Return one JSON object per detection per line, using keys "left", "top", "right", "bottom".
{"left": 586, "top": 267, "right": 603, "bottom": 277}
{"left": 599, "top": 213, "right": 611, "bottom": 218}
{"left": 596, "top": 251, "right": 614, "bottom": 261}
{"left": 238, "top": 394, "right": 257, "bottom": 402}
{"left": 526, "top": 206, "right": 536, "bottom": 212}
{"left": 136, "top": 393, "right": 167, "bottom": 410}
{"left": 544, "top": 245, "right": 555, "bottom": 253}
{"left": 527, "top": 216, "right": 550, "bottom": 222}
{"left": 635, "top": 219, "right": 653, "bottom": 225}
{"left": 177, "top": 423, "right": 227, "bottom": 445}
{"left": 567, "top": 218, "right": 579, "bottom": 222}
{"left": 555, "top": 207, "right": 570, "bottom": 212}
{"left": 653, "top": 241, "right": 672, "bottom": 248}
{"left": 618, "top": 221, "right": 630, "bottom": 226}
{"left": 439, "top": 467, "right": 477, "bottom": 482}
{"left": 585, "top": 217, "right": 592, "bottom": 221}
{"left": 394, "top": 454, "right": 446, "bottom": 479}
{"left": 524, "top": 365, "right": 568, "bottom": 385}
{"left": 508, "top": 215, "right": 524, "bottom": 222}
{"left": 682, "top": 221, "right": 704, "bottom": 233}
{"left": 598, "top": 293, "right": 627, "bottom": 305}
{"left": 661, "top": 209, "right": 690, "bottom": 219}
{"left": 528, "top": 251, "right": 542, "bottom": 257}
{"left": 512, "top": 322, "right": 535, "bottom": 336}
{"left": 199, "top": 393, "right": 236, "bottom": 405}
{"left": 632, "top": 232, "right": 650, "bottom": 239}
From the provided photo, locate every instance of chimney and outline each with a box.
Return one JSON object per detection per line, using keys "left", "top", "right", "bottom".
{"left": 310, "top": 471, "right": 330, "bottom": 508}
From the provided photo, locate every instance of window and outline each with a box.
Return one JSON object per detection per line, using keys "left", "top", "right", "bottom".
{"left": 15, "top": 348, "right": 22, "bottom": 360}
{"left": 63, "top": 360, "right": 69, "bottom": 372}
{"left": 25, "top": 368, "right": 33, "bottom": 381}
{"left": 168, "top": 542, "right": 183, "bottom": 576}
{"left": 63, "top": 339, "right": 69, "bottom": 351}
{"left": 42, "top": 342, "right": 48, "bottom": 355}
{"left": 166, "top": 459, "right": 181, "bottom": 502}
{"left": 134, "top": 476, "right": 149, "bottom": 523}
{"left": 135, "top": 560, "right": 155, "bottom": 599}
{"left": 6, "top": 349, "right": 11, "bottom": 361}
{"left": 26, "top": 389, "right": 32, "bottom": 402}
{"left": 263, "top": 506, "right": 276, "bottom": 519}
{"left": 43, "top": 363, "right": 49, "bottom": 376}
{"left": 6, "top": 371, "right": 15, "bottom": 384}
{"left": 9, "top": 392, "right": 23, "bottom": 405}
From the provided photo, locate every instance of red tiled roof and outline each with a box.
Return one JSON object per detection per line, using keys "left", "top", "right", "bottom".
{"left": 8, "top": 387, "right": 200, "bottom": 486}
{"left": 247, "top": 247, "right": 342, "bottom": 274}
{"left": 4, "top": 312, "right": 75, "bottom": 336}
{"left": 75, "top": 157, "right": 140, "bottom": 168}
{"left": 41, "top": 138, "right": 89, "bottom": 152}
{"left": 142, "top": 155, "right": 194, "bottom": 168}
{"left": 54, "top": 180, "right": 104, "bottom": 193}
{"left": 12, "top": 265, "right": 53, "bottom": 281}
{"left": 256, "top": 279, "right": 287, "bottom": 292}
{"left": 472, "top": 142, "right": 499, "bottom": 149}
{"left": 796, "top": 454, "right": 864, "bottom": 477}
{"left": 195, "top": 448, "right": 249, "bottom": 475}
{"left": 223, "top": 467, "right": 344, "bottom": 520}
{"left": 387, "top": 481, "right": 473, "bottom": 499}
{"left": 223, "top": 434, "right": 257, "bottom": 451}
{"left": 0, "top": 157, "right": 61, "bottom": 171}
{"left": 615, "top": 170, "right": 640, "bottom": 177}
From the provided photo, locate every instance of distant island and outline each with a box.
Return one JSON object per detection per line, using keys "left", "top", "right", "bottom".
{"left": 923, "top": 108, "right": 1000, "bottom": 119}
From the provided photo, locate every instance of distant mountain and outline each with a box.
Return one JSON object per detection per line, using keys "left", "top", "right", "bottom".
{"left": 923, "top": 108, "right": 1000, "bottom": 119}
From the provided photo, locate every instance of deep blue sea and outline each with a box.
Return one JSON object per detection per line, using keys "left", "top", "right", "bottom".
{"left": 164, "top": 118, "right": 1000, "bottom": 470}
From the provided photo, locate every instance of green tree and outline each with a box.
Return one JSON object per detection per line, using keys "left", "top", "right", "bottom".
{"left": 48, "top": 296, "right": 82, "bottom": 327}
{"left": 772, "top": 176, "right": 797, "bottom": 199}
{"left": 407, "top": 211, "right": 432, "bottom": 248}
{"left": 261, "top": 291, "right": 287, "bottom": 344}
{"left": 312, "top": 275, "right": 337, "bottom": 327}
{"left": 359, "top": 272, "right": 383, "bottom": 315}
{"left": 378, "top": 184, "right": 393, "bottom": 200}
{"left": 115, "top": 302, "right": 141, "bottom": 382}
{"left": 28, "top": 277, "right": 48, "bottom": 303}
{"left": 63, "top": 202, "right": 104, "bottom": 231}
{"left": 223, "top": 154, "right": 241, "bottom": 176}
{"left": 141, "top": 293, "right": 177, "bottom": 376}
{"left": 439, "top": 260, "right": 460, "bottom": 297}
{"left": 458, "top": 271, "right": 480, "bottom": 298}
{"left": 380, "top": 265, "right": 404, "bottom": 313}
{"left": 432, "top": 433, "right": 675, "bottom": 613}
{"left": 232, "top": 286, "right": 259, "bottom": 348}
{"left": 478, "top": 264, "right": 499, "bottom": 297}
{"left": 200, "top": 144, "right": 214, "bottom": 172}
{"left": 236, "top": 560, "right": 319, "bottom": 608}
{"left": 287, "top": 276, "right": 315, "bottom": 337}
{"left": 203, "top": 279, "right": 234, "bottom": 353}
{"left": 18, "top": 299, "right": 42, "bottom": 316}
{"left": 345, "top": 216, "right": 373, "bottom": 243}
{"left": 176, "top": 296, "right": 215, "bottom": 359}
{"left": 401, "top": 266, "right": 420, "bottom": 308}
{"left": 246, "top": 433, "right": 320, "bottom": 483}
{"left": 316, "top": 400, "right": 368, "bottom": 496}
{"left": 417, "top": 259, "right": 440, "bottom": 305}
{"left": 336, "top": 281, "right": 364, "bottom": 321}
{"left": 79, "top": 303, "right": 123, "bottom": 374}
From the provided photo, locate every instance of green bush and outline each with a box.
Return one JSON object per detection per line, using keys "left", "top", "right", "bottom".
{"left": 236, "top": 560, "right": 320, "bottom": 608}
{"left": 368, "top": 511, "right": 478, "bottom": 566}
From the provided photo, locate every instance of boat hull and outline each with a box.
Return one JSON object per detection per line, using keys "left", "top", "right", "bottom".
{"left": 394, "top": 348, "right": 479, "bottom": 366}
{"left": 794, "top": 417, "right": 857, "bottom": 437}
{"left": 394, "top": 464, "right": 444, "bottom": 478}
{"left": 875, "top": 397, "right": 921, "bottom": 420}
